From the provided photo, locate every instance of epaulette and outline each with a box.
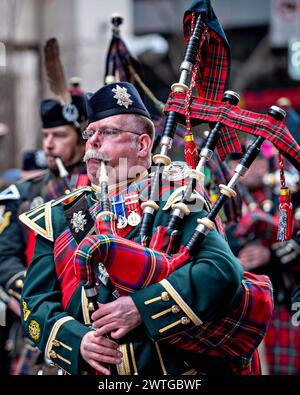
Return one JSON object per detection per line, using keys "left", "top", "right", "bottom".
{"left": 17, "top": 170, "right": 48, "bottom": 184}
{"left": 0, "top": 184, "right": 20, "bottom": 201}
{"left": 19, "top": 186, "right": 91, "bottom": 241}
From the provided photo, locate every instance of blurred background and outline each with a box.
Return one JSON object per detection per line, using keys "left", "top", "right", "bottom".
{"left": 0, "top": 0, "right": 299, "bottom": 176}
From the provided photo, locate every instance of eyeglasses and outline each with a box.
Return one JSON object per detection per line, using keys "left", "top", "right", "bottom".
{"left": 82, "top": 128, "right": 141, "bottom": 140}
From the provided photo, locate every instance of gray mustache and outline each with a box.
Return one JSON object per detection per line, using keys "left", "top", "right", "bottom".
{"left": 83, "top": 150, "right": 110, "bottom": 163}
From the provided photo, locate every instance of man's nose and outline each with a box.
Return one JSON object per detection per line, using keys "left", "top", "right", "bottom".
{"left": 44, "top": 135, "right": 55, "bottom": 150}
{"left": 89, "top": 132, "right": 103, "bottom": 148}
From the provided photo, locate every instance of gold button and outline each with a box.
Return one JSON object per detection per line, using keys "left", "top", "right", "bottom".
{"left": 15, "top": 279, "right": 24, "bottom": 289}
{"left": 52, "top": 340, "right": 60, "bottom": 347}
{"left": 161, "top": 292, "right": 170, "bottom": 302}
{"left": 49, "top": 350, "right": 57, "bottom": 359}
{"left": 171, "top": 305, "right": 180, "bottom": 314}
{"left": 181, "top": 317, "right": 190, "bottom": 325}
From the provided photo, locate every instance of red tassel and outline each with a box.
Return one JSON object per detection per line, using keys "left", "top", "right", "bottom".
{"left": 184, "top": 134, "right": 199, "bottom": 169}
{"left": 277, "top": 187, "right": 293, "bottom": 241}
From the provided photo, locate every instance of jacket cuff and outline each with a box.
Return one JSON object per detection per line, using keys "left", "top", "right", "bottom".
{"left": 5, "top": 270, "right": 26, "bottom": 300}
{"left": 131, "top": 279, "right": 202, "bottom": 341}
{"left": 45, "top": 316, "right": 92, "bottom": 375}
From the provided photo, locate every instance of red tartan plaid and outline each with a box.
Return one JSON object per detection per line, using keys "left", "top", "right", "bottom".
{"left": 181, "top": 13, "right": 241, "bottom": 160}
{"left": 233, "top": 208, "right": 278, "bottom": 248}
{"left": 168, "top": 271, "right": 273, "bottom": 375}
{"left": 183, "top": 13, "right": 229, "bottom": 102}
{"left": 74, "top": 234, "right": 273, "bottom": 374}
{"left": 74, "top": 234, "right": 190, "bottom": 294}
{"left": 264, "top": 304, "right": 300, "bottom": 375}
{"left": 165, "top": 92, "right": 300, "bottom": 169}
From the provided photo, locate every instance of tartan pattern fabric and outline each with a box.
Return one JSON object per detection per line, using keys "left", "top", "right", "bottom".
{"left": 42, "top": 164, "right": 89, "bottom": 202}
{"left": 183, "top": 1, "right": 231, "bottom": 102}
{"left": 73, "top": 231, "right": 273, "bottom": 374}
{"left": 181, "top": 2, "right": 242, "bottom": 159}
{"left": 168, "top": 271, "right": 273, "bottom": 374}
{"left": 233, "top": 208, "right": 278, "bottom": 248}
{"left": 54, "top": 228, "right": 80, "bottom": 309}
{"left": 165, "top": 92, "right": 300, "bottom": 169}
{"left": 264, "top": 304, "right": 300, "bottom": 375}
{"left": 74, "top": 234, "right": 190, "bottom": 295}
{"left": 53, "top": 199, "right": 102, "bottom": 309}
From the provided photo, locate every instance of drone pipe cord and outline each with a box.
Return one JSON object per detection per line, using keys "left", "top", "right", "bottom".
{"left": 185, "top": 105, "right": 286, "bottom": 256}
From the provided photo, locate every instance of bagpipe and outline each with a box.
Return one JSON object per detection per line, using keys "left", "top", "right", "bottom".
{"left": 73, "top": 0, "right": 300, "bottom": 373}
{"left": 55, "top": 157, "right": 72, "bottom": 194}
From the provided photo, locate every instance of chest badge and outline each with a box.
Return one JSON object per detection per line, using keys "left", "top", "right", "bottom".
{"left": 71, "top": 210, "right": 87, "bottom": 233}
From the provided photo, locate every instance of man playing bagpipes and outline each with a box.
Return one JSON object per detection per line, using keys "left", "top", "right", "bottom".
{"left": 19, "top": 80, "right": 271, "bottom": 375}
{"left": 19, "top": 1, "right": 300, "bottom": 375}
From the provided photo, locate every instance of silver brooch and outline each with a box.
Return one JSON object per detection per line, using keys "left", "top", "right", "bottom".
{"left": 70, "top": 210, "right": 87, "bottom": 233}
{"left": 112, "top": 85, "right": 133, "bottom": 109}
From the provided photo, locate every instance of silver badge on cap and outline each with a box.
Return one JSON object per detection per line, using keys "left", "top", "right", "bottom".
{"left": 62, "top": 103, "right": 79, "bottom": 122}
{"left": 112, "top": 85, "right": 133, "bottom": 109}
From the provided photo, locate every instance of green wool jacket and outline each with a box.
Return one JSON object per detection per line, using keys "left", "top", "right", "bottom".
{"left": 20, "top": 178, "right": 243, "bottom": 375}
{"left": 0, "top": 163, "right": 87, "bottom": 297}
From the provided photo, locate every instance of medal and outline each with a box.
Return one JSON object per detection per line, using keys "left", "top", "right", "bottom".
{"left": 127, "top": 211, "right": 141, "bottom": 227}
{"left": 124, "top": 192, "right": 142, "bottom": 227}
{"left": 111, "top": 194, "right": 128, "bottom": 229}
{"left": 117, "top": 215, "right": 128, "bottom": 229}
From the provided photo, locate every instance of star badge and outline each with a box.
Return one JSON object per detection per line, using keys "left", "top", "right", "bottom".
{"left": 62, "top": 103, "right": 79, "bottom": 122}
{"left": 71, "top": 210, "right": 87, "bottom": 233}
{"left": 112, "top": 85, "right": 133, "bottom": 109}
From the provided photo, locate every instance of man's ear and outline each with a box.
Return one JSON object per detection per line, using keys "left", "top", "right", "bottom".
{"left": 137, "top": 134, "right": 152, "bottom": 159}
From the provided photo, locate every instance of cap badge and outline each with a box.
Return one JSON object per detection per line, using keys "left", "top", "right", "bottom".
{"left": 62, "top": 103, "right": 79, "bottom": 122}
{"left": 112, "top": 85, "right": 133, "bottom": 109}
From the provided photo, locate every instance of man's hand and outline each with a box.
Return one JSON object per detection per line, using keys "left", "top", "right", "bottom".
{"left": 238, "top": 244, "right": 271, "bottom": 271}
{"left": 92, "top": 296, "right": 142, "bottom": 339}
{"left": 80, "top": 331, "right": 123, "bottom": 375}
